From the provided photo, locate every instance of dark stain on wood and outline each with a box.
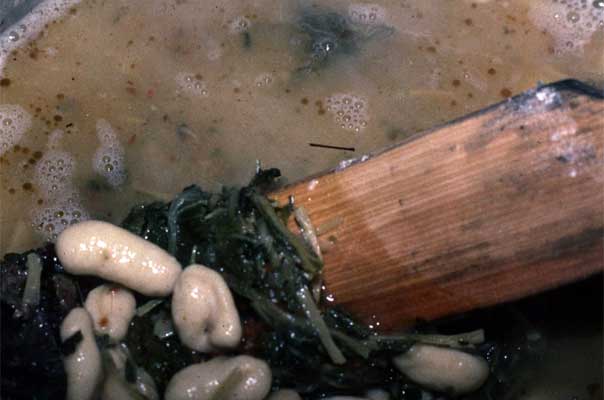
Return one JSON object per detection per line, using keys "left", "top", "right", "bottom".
{"left": 506, "top": 227, "right": 603, "bottom": 267}
{"left": 401, "top": 242, "right": 491, "bottom": 277}
{"left": 550, "top": 227, "right": 604, "bottom": 258}
{"left": 463, "top": 125, "right": 502, "bottom": 152}
{"left": 461, "top": 219, "right": 483, "bottom": 232}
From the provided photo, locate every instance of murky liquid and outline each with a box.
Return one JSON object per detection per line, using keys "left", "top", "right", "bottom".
{"left": 0, "top": 0, "right": 602, "bottom": 251}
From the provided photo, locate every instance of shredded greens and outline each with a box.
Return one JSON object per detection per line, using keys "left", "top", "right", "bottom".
{"left": 0, "top": 168, "right": 533, "bottom": 400}
{"left": 117, "top": 168, "right": 487, "bottom": 398}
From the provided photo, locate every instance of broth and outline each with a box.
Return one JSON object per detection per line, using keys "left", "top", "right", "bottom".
{"left": 0, "top": 0, "right": 602, "bottom": 252}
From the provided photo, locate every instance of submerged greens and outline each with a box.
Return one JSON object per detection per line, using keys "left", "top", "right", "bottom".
{"left": 295, "top": 9, "right": 394, "bottom": 74}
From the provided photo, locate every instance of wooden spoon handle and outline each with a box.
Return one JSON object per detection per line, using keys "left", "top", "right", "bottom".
{"left": 271, "top": 80, "right": 604, "bottom": 332}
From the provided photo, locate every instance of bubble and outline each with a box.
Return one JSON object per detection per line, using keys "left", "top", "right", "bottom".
{"left": 229, "top": 16, "right": 252, "bottom": 34}
{"left": 0, "top": 104, "right": 32, "bottom": 156}
{"left": 529, "top": 0, "right": 603, "bottom": 53}
{"left": 8, "top": 31, "right": 19, "bottom": 42}
{"left": 348, "top": 4, "right": 387, "bottom": 25}
{"left": 567, "top": 11, "right": 581, "bottom": 22}
{"left": 32, "top": 132, "right": 89, "bottom": 241}
{"left": 325, "top": 93, "right": 369, "bottom": 132}
{"left": 32, "top": 196, "right": 89, "bottom": 241}
{"left": 34, "top": 148, "right": 75, "bottom": 197}
{"left": 175, "top": 73, "right": 209, "bottom": 97}
{"left": 254, "top": 73, "right": 274, "bottom": 88}
{"left": 1, "top": 0, "right": 83, "bottom": 74}
{"left": 93, "top": 119, "right": 126, "bottom": 187}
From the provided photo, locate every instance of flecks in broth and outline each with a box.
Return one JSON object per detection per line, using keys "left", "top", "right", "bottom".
{"left": 0, "top": 0, "right": 602, "bottom": 253}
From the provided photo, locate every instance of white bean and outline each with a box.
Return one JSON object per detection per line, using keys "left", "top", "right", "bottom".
{"left": 393, "top": 344, "right": 489, "bottom": 395}
{"left": 164, "top": 355, "right": 272, "bottom": 400}
{"left": 84, "top": 284, "right": 136, "bottom": 341}
{"left": 56, "top": 220, "right": 181, "bottom": 296}
{"left": 171, "top": 264, "right": 242, "bottom": 352}
{"left": 366, "top": 388, "right": 390, "bottom": 400}
{"left": 60, "top": 307, "right": 103, "bottom": 400}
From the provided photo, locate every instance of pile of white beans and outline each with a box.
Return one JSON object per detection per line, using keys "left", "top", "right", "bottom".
{"left": 56, "top": 220, "right": 489, "bottom": 400}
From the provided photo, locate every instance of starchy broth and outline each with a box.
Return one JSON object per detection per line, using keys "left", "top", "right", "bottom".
{"left": 1, "top": 0, "right": 603, "bottom": 252}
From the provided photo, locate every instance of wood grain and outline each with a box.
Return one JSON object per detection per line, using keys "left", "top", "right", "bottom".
{"left": 271, "top": 80, "right": 604, "bottom": 332}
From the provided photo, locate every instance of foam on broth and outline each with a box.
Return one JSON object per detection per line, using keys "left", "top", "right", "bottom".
{"left": 0, "top": 0, "right": 602, "bottom": 246}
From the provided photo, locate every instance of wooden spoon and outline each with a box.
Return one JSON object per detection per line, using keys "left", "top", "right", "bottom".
{"left": 271, "top": 80, "right": 604, "bottom": 332}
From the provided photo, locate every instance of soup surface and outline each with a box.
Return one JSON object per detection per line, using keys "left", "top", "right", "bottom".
{"left": 0, "top": 0, "right": 603, "bottom": 252}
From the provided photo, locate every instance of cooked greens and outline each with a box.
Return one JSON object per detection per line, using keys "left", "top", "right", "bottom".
{"left": 0, "top": 168, "right": 531, "bottom": 399}
{"left": 1, "top": 246, "right": 79, "bottom": 400}
{"left": 118, "top": 168, "right": 488, "bottom": 398}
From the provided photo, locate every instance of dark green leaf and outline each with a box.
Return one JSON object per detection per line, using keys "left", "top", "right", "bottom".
{"left": 60, "top": 330, "right": 83, "bottom": 356}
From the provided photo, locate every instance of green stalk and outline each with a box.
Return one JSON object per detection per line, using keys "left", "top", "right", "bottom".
{"left": 250, "top": 194, "right": 322, "bottom": 276}
{"left": 297, "top": 286, "right": 346, "bottom": 365}
{"left": 370, "top": 329, "right": 485, "bottom": 350}
{"left": 135, "top": 299, "right": 164, "bottom": 317}
{"left": 22, "top": 253, "right": 43, "bottom": 308}
{"left": 329, "top": 329, "right": 373, "bottom": 359}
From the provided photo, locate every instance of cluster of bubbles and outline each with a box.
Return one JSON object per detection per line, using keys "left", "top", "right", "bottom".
{"left": 32, "top": 197, "right": 89, "bottom": 241}
{"left": 93, "top": 119, "right": 126, "bottom": 187}
{"left": 348, "top": 3, "right": 387, "bottom": 25}
{"left": 0, "top": 104, "right": 32, "bottom": 156}
{"left": 528, "top": 0, "right": 604, "bottom": 53}
{"left": 1, "top": 0, "right": 82, "bottom": 73}
{"left": 176, "top": 73, "right": 209, "bottom": 97}
{"left": 32, "top": 130, "right": 89, "bottom": 241}
{"left": 325, "top": 93, "right": 369, "bottom": 132}
{"left": 34, "top": 149, "right": 75, "bottom": 198}
{"left": 228, "top": 16, "right": 252, "bottom": 34}
{"left": 254, "top": 73, "right": 274, "bottom": 88}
